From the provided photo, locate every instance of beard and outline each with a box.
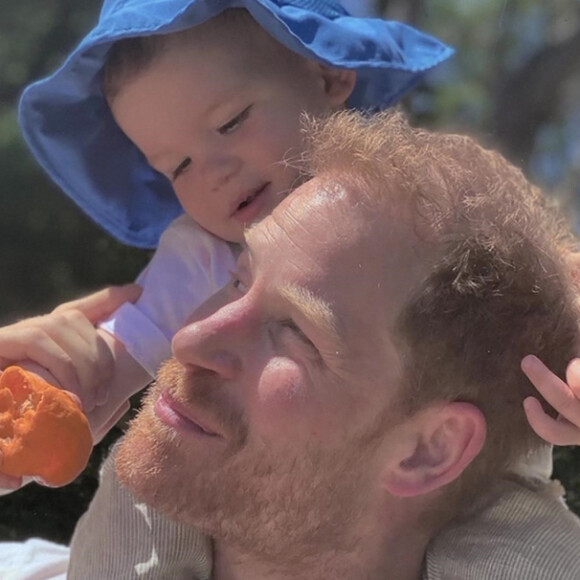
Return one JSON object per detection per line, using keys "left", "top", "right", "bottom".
{"left": 116, "top": 358, "right": 384, "bottom": 568}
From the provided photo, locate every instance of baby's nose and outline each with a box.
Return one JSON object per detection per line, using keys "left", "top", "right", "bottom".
{"left": 201, "top": 151, "right": 242, "bottom": 191}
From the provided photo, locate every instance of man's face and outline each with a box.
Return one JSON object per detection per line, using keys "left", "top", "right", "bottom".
{"left": 117, "top": 178, "right": 426, "bottom": 560}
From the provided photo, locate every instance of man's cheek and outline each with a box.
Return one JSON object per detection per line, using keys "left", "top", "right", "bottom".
{"left": 253, "top": 357, "right": 316, "bottom": 433}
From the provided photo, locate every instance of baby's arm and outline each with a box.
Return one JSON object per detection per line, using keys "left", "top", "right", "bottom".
{"left": 86, "top": 331, "right": 151, "bottom": 442}
{"left": 0, "top": 285, "right": 140, "bottom": 404}
{"left": 521, "top": 355, "right": 580, "bottom": 445}
{"left": 88, "top": 216, "right": 236, "bottom": 436}
{"left": 0, "top": 285, "right": 141, "bottom": 489}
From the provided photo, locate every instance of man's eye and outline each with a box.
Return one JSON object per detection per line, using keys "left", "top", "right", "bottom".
{"left": 229, "top": 272, "right": 248, "bottom": 293}
{"left": 218, "top": 105, "right": 252, "bottom": 135}
{"left": 172, "top": 157, "right": 192, "bottom": 181}
{"left": 280, "top": 319, "right": 316, "bottom": 350}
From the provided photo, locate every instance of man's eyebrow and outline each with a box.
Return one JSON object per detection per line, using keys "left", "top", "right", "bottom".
{"left": 243, "top": 221, "right": 261, "bottom": 242}
{"left": 244, "top": 225, "right": 343, "bottom": 343}
{"left": 279, "top": 284, "right": 342, "bottom": 344}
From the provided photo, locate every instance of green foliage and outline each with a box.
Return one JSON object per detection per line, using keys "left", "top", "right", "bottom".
{"left": 554, "top": 446, "right": 580, "bottom": 512}
{"left": 0, "top": 0, "right": 150, "bottom": 542}
{"left": 0, "top": 0, "right": 149, "bottom": 325}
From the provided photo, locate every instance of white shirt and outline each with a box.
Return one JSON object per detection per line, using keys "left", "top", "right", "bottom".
{"left": 100, "top": 215, "right": 238, "bottom": 376}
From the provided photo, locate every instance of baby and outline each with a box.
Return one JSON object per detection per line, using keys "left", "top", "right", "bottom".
{"left": 14, "top": 1, "right": 454, "bottom": 435}
{"left": 1, "top": 1, "right": 458, "bottom": 577}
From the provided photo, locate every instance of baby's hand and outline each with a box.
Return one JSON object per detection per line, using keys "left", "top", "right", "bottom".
{"left": 0, "top": 366, "right": 93, "bottom": 487}
{"left": 0, "top": 450, "right": 23, "bottom": 493}
{"left": 521, "top": 354, "right": 580, "bottom": 445}
{"left": 0, "top": 285, "right": 141, "bottom": 413}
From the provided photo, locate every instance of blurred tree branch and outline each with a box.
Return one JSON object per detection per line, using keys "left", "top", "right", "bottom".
{"left": 378, "top": 0, "right": 425, "bottom": 25}
{"left": 492, "top": 28, "right": 580, "bottom": 165}
{"left": 26, "top": 0, "right": 76, "bottom": 84}
{"left": 0, "top": 0, "right": 95, "bottom": 105}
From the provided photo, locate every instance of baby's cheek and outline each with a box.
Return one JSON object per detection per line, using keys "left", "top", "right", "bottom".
{"left": 255, "top": 113, "right": 302, "bottom": 157}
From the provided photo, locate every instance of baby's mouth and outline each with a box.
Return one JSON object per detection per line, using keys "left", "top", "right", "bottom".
{"left": 235, "top": 183, "right": 268, "bottom": 213}
{"left": 237, "top": 191, "right": 258, "bottom": 211}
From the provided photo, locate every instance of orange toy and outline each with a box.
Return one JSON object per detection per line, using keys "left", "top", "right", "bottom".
{"left": 0, "top": 366, "right": 93, "bottom": 487}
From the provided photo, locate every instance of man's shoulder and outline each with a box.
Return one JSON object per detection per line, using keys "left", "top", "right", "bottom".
{"left": 423, "top": 477, "right": 580, "bottom": 580}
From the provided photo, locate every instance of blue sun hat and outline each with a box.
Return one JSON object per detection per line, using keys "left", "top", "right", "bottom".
{"left": 19, "top": 0, "right": 453, "bottom": 248}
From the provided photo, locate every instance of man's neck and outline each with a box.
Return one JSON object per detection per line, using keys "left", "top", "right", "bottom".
{"left": 212, "top": 526, "right": 430, "bottom": 580}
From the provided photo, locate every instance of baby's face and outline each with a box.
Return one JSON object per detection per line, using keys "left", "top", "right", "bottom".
{"left": 110, "top": 28, "right": 353, "bottom": 243}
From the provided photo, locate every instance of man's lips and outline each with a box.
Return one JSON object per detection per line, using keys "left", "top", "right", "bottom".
{"left": 154, "top": 389, "right": 222, "bottom": 438}
{"left": 231, "top": 183, "right": 270, "bottom": 223}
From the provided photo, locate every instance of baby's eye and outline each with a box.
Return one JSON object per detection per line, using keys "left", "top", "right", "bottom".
{"left": 218, "top": 105, "right": 252, "bottom": 135}
{"left": 172, "top": 157, "right": 192, "bottom": 181}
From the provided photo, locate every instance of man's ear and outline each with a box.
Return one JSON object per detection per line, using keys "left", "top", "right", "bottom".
{"left": 318, "top": 65, "right": 357, "bottom": 108}
{"left": 382, "top": 402, "right": 486, "bottom": 498}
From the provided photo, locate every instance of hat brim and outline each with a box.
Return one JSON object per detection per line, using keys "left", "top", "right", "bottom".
{"left": 19, "top": 0, "right": 453, "bottom": 248}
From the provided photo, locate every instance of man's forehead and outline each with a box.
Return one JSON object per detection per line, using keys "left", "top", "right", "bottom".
{"left": 243, "top": 178, "right": 366, "bottom": 273}
{"left": 245, "top": 175, "right": 397, "bottom": 259}
{"left": 242, "top": 175, "right": 429, "bottom": 358}
{"left": 267, "top": 177, "right": 344, "bottom": 220}
{"left": 246, "top": 179, "right": 324, "bottom": 237}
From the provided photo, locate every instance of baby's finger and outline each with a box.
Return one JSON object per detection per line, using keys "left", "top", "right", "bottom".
{"left": 62, "top": 389, "right": 84, "bottom": 410}
{"left": 0, "top": 327, "right": 80, "bottom": 391}
{"left": 44, "top": 310, "right": 113, "bottom": 410}
{"left": 17, "top": 361, "right": 61, "bottom": 387}
{"left": 95, "top": 337, "right": 114, "bottom": 407}
{"left": 0, "top": 452, "right": 24, "bottom": 493}
{"left": 0, "top": 474, "right": 23, "bottom": 494}
{"left": 52, "top": 284, "right": 142, "bottom": 323}
{"left": 524, "top": 397, "right": 580, "bottom": 445}
{"left": 565, "top": 358, "right": 580, "bottom": 399}
{"left": 521, "top": 355, "right": 580, "bottom": 427}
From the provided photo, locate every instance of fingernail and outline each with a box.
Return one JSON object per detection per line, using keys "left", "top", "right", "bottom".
{"left": 521, "top": 354, "right": 538, "bottom": 369}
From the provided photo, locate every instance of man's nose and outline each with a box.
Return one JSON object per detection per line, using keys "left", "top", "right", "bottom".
{"left": 171, "top": 297, "right": 253, "bottom": 379}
